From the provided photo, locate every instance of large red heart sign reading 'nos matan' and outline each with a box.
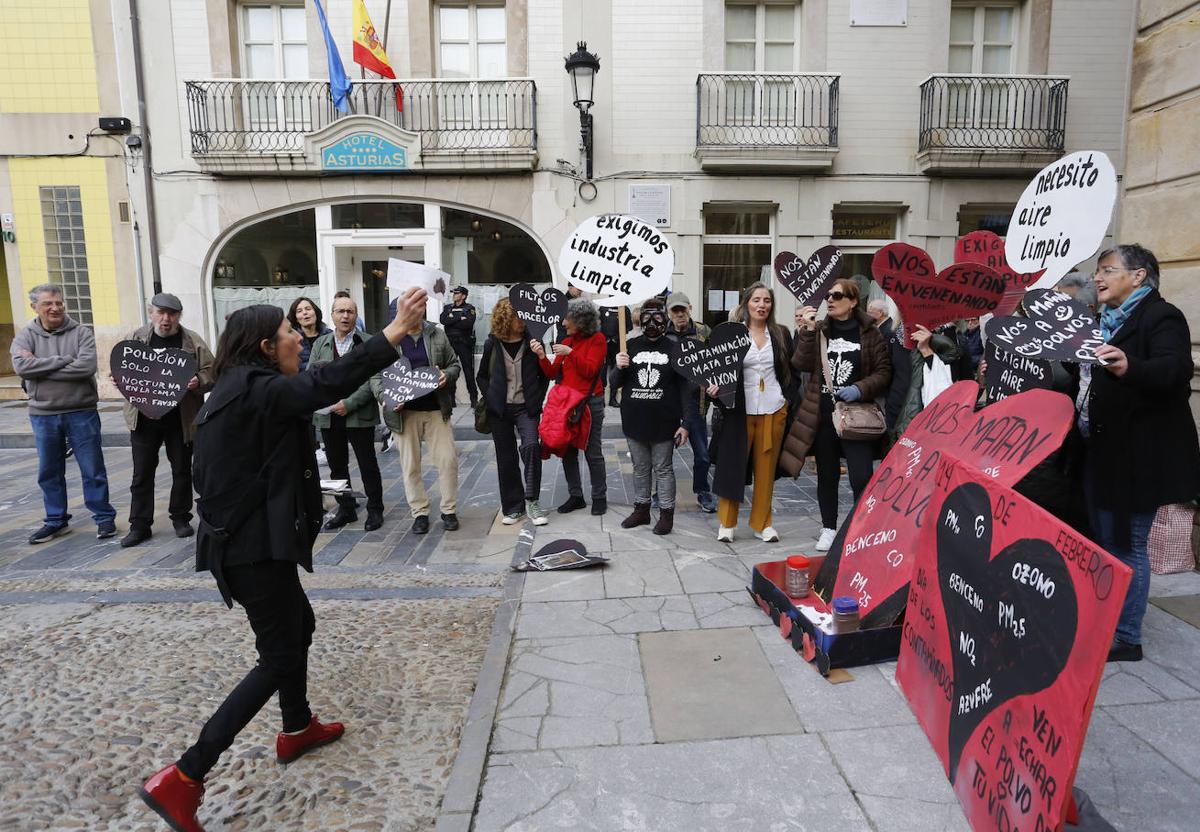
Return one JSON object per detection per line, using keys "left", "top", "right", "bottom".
{"left": 873, "top": 244, "right": 1007, "bottom": 347}
{"left": 897, "top": 456, "right": 1129, "bottom": 832}
{"left": 811, "top": 381, "right": 1076, "bottom": 628}
{"left": 954, "top": 231, "right": 1045, "bottom": 317}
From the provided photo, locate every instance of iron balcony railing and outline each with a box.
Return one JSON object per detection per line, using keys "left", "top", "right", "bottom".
{"left": 185, "top": 78, "right": 537, "bottom": 155}
{"left": 696, "top": 72, "right": 839, "bottom": 148}
{"left": 918, "top": 74, "right": 1068, "bottom": 153}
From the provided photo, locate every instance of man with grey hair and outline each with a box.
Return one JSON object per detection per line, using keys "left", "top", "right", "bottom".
{"left": 1056, "top": 271, "right": 1099, "bottom": 313}
{"left": 12, "top": 284, "right": 117, "bottom": 543}
{"left": 866, "top": 298, "right": 893, "bottom": 340}
{"left": 119, "top": 293, "right": 215, "bottom": 548}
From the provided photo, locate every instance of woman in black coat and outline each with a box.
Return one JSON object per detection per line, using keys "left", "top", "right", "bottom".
{"left": 139, "top": 288, "right": 429, "bottom": 832}
{"left": 477, "top": 298, "right": 550, "bottom": 525}
{"left": 1086, "top": 244, "right": 1200, "bottom": 664}
{"left": 708, "top": 282, "right": 794, "bottom": 543}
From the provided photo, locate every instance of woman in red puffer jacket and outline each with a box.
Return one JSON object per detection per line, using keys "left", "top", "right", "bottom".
{"left": 532, "top": 298, "right": 609, "bottom": 515}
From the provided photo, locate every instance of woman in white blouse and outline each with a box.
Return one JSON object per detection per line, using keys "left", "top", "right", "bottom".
{"left": 707, "top": 282, "right": 793, "bottom": 542}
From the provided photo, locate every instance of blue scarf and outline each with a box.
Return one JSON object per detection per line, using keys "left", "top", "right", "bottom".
{"left": 1100, "top": 285, "right": 1152, "bottom": 342}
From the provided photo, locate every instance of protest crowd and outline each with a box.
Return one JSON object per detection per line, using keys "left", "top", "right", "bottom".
{"left": 11, "top": 196, "right": 1198, "bottom": 830}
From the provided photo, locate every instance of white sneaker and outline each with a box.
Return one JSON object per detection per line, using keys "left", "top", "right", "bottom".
{"left": 526, "top": 500, "right": 549, "bottom": 526}
{"left": 754, "top": 526, "right": 780, "bottom": 543}
{"left": 816, "top": 528, "right": 837, "bottom": 551}
{"left": 501, "top": 512, "right": 524, "bottom": 525}
{"left": 716, "top": 526, "right": 735, "bottom": 542}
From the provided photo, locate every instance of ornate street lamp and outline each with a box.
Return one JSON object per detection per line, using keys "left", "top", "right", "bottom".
{"left": 564, "top": 41, "right": 600, "bottom": 180}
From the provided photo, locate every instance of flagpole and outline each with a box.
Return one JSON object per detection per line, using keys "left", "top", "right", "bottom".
{"left": 382, "top": 0, "right": 393, "bottom": 52}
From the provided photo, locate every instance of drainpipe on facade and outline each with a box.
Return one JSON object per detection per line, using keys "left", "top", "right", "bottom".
{"left": 132, "top": 220, "right": 148, "bottom": 326}
{"left": 128, "top": 0, "right": 162, "bottom": 295}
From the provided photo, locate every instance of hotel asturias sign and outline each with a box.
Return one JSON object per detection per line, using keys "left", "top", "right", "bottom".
{"left": 304, "top": 116, "right": 421, "bottom": 174}
{"left": 322, "top": 132, "right": 408, "bottom": 171}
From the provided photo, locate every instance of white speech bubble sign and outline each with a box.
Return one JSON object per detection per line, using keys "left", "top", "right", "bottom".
{"left": 558, "top": 214, "right": 674, "bottom": 307}
{"left": 1005, "top": 150, "right": 1117, "bottom": 291}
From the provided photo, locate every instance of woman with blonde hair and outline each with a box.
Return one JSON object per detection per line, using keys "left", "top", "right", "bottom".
{"left": 478, "top": 298, "right": 550, "bottom": 524}
{"left": 707, "top": 281, "right": 793, "bottom": 542}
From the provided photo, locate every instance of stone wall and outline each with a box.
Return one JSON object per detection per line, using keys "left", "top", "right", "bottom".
{"left": 1120, "top": 1, "right": 1200, "bottom": 419}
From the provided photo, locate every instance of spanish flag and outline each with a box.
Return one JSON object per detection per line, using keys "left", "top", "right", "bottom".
{"left": 352, "top": 0, "right": 403, "bottom": 111}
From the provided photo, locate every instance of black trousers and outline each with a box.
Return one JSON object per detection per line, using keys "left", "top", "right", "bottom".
{"left": 177, "top": 561, "right": 315, "bottom": 780}
{"left": 321, "top": 416, "right": 384, "bottom": 513}
{"left": 811, "top": 416, "right": 876, "bottom": 530}
{"left": 129, "top": 411, "right": 192, "bottom": 530}
{"left": 491, "top": 403, "right": 542, "bottom": 515}
{"left": 450, "top": 340, "right": 477, "bottom": 402}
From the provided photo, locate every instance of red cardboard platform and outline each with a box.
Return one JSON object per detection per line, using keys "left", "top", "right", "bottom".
{"left": 750, "top": 558, "right": 903, "bottom": 676}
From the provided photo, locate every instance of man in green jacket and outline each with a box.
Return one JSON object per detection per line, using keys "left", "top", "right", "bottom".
{"left": 120, "top": 293, "right": 215, "bottom": 547}
{"left": 375, "top": 314, "right": 461, "bottom": 534}
{"left": 309, "top": 293, "right": 386, "bottom": 531}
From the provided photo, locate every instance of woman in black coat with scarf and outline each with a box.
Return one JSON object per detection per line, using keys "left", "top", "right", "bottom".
{"left": 139, "top": 288, "right": 429, "bottom": 832}
{"left": 1084, "top": 244, "right": 1200, "bottom": 664}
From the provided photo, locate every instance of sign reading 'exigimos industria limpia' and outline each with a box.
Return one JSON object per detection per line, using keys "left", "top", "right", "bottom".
{"left": 558, "top": 215, "right": 674, "bottom": 307}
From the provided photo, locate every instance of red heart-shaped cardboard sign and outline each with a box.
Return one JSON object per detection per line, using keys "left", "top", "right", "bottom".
{"left": 954, "top": 231, "right": 1045, "bottom": 317}
{"left": 873, "top": 243, "right": 1006, "bottom": 345}
{"left": 811, "top": 381, "right": 1075, "bottom": 628}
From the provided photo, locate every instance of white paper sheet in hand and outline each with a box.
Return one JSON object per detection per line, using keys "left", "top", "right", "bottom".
{"left": 386, "top": 259, "right": 450, "bottom": 298}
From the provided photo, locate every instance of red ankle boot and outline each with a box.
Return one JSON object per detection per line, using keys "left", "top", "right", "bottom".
{"left": 140, "top": 764, "right": 205, "bottom": 832}
{"left": 276, "top": 715, "right": 345, "bottom": 763}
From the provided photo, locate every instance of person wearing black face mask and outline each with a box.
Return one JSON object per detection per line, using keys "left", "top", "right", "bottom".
{"left": 611, "top": 300, "right": 689, "bottom": 535}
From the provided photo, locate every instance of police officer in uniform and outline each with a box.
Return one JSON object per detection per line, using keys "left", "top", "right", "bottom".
{"left": 440, "top": 285, "right": 478, "bottom": 407}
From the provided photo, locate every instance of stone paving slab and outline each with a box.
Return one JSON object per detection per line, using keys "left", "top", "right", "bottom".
{"left": 494, "top": 634, "right": 653, "bottom": 754}
{"left": 475, "top": 735, "right": 872, "bottom": 832}
{"left": 641, "top": 627, "right": 801, "bottom": 743}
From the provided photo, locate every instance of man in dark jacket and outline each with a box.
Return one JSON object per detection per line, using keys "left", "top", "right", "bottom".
{"left": 665, "top": 292, "right": 717, "bottom": 512}
{"left": 439, "top": 285, "right": 477, "bottom": 407}
{"left": 12, "top": 284, "right": 117, "bottom": 543}
{"left": 1086, "top": 244, "right": 1200, "bottom": 663}
{"left": 120, "top": 293, "right": 215, "bottom": 547}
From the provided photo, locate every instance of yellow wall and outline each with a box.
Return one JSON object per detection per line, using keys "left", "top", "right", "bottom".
{"left": 0, "top": 0, "right": 99, "bottom": 113}
{"left": 7, "top": 158, "right": 119, "bottom": 326}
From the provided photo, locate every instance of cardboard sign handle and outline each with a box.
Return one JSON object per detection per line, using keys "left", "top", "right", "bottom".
{"left": 618, "top": 306, "right": 627, "bottom": 354}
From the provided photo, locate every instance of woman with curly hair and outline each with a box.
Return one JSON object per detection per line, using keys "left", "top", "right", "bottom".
{"left": 478, "top": 299, "right": 550, "bottom": 525}
{"left": 532, "top": 297, "right": 610, "bottom": 515}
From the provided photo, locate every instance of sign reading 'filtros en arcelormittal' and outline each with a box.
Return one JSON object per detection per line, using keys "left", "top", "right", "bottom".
{"left": 322, "top": 133, "right": 408, "bottom": 171}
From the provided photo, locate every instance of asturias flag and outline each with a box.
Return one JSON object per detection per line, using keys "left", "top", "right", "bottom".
{"left": 352, "top": 0, "right": 404, "bottom": 112}
{"left": 314, "top": 0, "right": 352, "bottom": 114}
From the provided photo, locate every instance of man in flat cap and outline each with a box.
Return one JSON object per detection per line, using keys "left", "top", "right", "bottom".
{"left": 120, "top": 293, "right": 215, "bottom": 547}
{"left": 439, "top": 285, "right": 478, "bottom": 408}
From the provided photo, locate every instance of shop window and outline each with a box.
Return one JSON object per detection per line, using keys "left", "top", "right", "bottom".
{"left": 39, "top": 186, "right": 91, "bottom": 326}
{"left": 957, "top": 206, "right": 1014, "bottom": 237}
{"left": 212, "top": 208, "right": 317, "bottom": 326}
{"left": 333, "top": 202, "right": 425, "bottom": 230}
{"left": 701, "top": 206, "right": 775, "bottom": 329}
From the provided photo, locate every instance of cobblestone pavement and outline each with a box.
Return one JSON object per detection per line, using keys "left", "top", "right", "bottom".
{"left": 0, "top": 427, "right": 844, "bottom": 831}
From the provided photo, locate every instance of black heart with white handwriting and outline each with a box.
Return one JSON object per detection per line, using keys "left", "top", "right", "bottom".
{"left": 672, "top": 321, "right": 751, "bottom": 407}
{"left": 936, "top": 482, "right": 1077, "bottom": 783}
{"left": 986, "top": 288, "right": 1103, "bottom": 364}
{"left": 378, "top": 357, "right": 442, "bottom": 409}
{"left": 774, "top": 246, "right": 844, "bottom": 309}
{"left": 509, "top": 283, "right": 568, "bottom": 339}
{"left": 110, "top": 340, "right": 198, "bottom": 419}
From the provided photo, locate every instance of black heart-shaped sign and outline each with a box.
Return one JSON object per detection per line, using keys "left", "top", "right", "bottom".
{"left": 986, "top": 288, "right": 1103, "bottom": 364}
{"left": 509, "top": 283, "right": 568, "bottom": 339}
{"left": 110, "top": 340, "right": 198, "bottom": 419}
{"left": 935, "top": 481, "right": 1077, "bottom": 783}
{"left": 378, "top": 357, "right": 442, "bottom": 409}
{"left": 774, "top": 245, "right": 844, "bottom": 308}
{"left": 673, "top": 322, "right": 751, "bottom": 407}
